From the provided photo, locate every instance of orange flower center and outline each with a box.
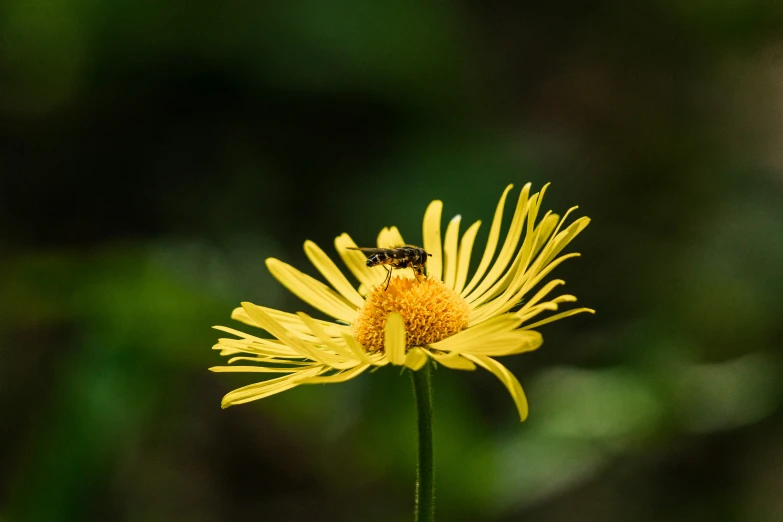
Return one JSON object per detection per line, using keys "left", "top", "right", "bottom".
{"left": 352, "top": 276, "right": 470, "bottom": 351}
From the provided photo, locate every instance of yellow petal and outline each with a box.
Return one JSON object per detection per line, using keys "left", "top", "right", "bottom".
{"left": 214, "top": 336, "right": 300, "bottom": 358}
{"left": 389, "top": 226, "right": 406, "bottom": 247}
{"left": 430, "top": 314, "right": 522, "bottom": 353}
{"left": 468, "top": 210, "right": 557, "bottom": 312}
{"left": 426, "top": 350, "right": 476, "bottom": 370}
{"left": 529, "top": 216, "right": 590, "bottom": 277}
{"left": 530, "top": 213, "right": 560, "bottom": 259}
{"left": 376, "top": 227, "right": 392, "bottom": 248}
{"left": 298, "top": 363, "right": 371, "bottom": 384}
{"left": 441, "top": 214, "right": 461, "bottom": 289}
{"left": 521, "top": 255, "right": 579, "bottom": 297}
{"left": 522, "top": 184, "right": 549, "bottom": 249}
{"left": 212, "top": 325, "right": 265, "bottom": 342}
{"left": 225, "top": 356, "right": 313, "bottom": 366}
{"left": 368, "top": 351, "right": 390, "bottom": 366}
{"left": 304, "top": 241, "right": 365, "bottom": 309}
{"left": 457, "top": 330, "right": 543, "bottom": 356}
{"left": 241, "top": 302, "right": 347, "bottom": 367}
{"left": 517, "top": 300, "right": 571, "bottom": 324}
{"left": 217, "top": 349, "right": 244, "bottom": 357}
{"left": 266, "top": 258, "right": 358, "bottom": 323}
{"left": 297, "top": 312, "right": 359, "bottom": 362}
{"left": 377, "top": 226, "right": 405, "bottom": 249}
{"left": 468, "top": 255, "right": 525, "bottom": 313}
{"left": 341, "top": 333, "right": 372, "bottom": 364}
{"left": 463, "top": 355, "right": 528, "bottom": 421}
{"left": 220, "top": 366, "right": 323, "bottom": 408}
{"left": 536, "top": 206, "right": 580, "bottom": 264}
{"left": 465, "top": 184, "right": 530, "bottom": 304}
{"left": 453, "top": 220, "right": 481, "bottom": 294}
{"left": 521, "top": 308, "right": 595, "bottom": 330}
{"left": 461, "top": 184, "right": 514, "bottom": 297}
{"left": 231, "top": 306, "right": 348, "bottom": 340}
{"left": 508, "top": 188, "right": 549, "bottom": 281}
{"left": 510, "top": 209, "right": 557, "bottom": 280}
{"left": 339, "top": 334, "right": 390, "bottom": 367}
{"left": 422, "top": 200, "right": 443, "bottom": 281}
{"left": 471, "top": 274, "right": 567, "bottom": 325}
{"left": 216, "top": 347, "right": 289, "bottom": 359}
{"left": 215, "top": 338, "right": 261, "bottom": 350}
{"left": 516, "top": 280, "right": 566, "bottom": 314}
{"left": 385, "top": 311, "right": 406, "bottom": 365}
{"left": 404, "top": 347, "right": 429, "bottom": 371}
{"left": 210, "top": 365, "right": 305, "bottom": 373}
{"left": 470, "top": 248, "right": 581, "bottom": 324}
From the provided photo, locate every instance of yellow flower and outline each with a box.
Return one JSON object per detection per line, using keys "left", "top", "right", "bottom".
{"left": 210, "top": 183, "right": 592, "bottom": 420}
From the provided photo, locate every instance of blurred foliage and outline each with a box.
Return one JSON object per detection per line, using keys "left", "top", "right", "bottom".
{"left": 1, "top": 1, "right": 783, "bottom": 521}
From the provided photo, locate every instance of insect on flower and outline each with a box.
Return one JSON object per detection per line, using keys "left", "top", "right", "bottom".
{"left": 210, "top": 182, "right": 594, "bottom": 421}
{"left": 348, "top": 245, "right": 432, "bottom": 290}
{"left": 208, "top": 184, "right": 593, "bottom": 522}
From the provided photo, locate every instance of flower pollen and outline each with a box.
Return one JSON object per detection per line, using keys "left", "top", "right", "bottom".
{"left": 353, "top": 276, "right": 470, "bottom": 351}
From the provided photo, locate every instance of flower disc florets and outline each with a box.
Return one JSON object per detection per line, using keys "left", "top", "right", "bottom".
{"left": 352, "top": 276, "right": 470, "bottom": 351}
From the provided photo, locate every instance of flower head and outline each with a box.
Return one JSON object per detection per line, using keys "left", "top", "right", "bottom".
{"left": 210, "top": 183, "right": 592, "bottom": 420}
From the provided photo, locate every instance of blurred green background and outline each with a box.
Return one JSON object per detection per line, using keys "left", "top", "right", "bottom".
{"left": 2, "top": 1, "right": 783, "bottom": 521}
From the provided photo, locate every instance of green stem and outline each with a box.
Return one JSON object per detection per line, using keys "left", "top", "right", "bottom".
{"left": 409, "top": 361, "right": 435, "bottom": 522}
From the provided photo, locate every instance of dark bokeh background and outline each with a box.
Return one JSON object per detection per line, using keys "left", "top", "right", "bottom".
{"left": 2, "top": 2, "right": 783, "bottom": 521}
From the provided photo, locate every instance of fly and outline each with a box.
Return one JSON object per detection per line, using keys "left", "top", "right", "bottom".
{"left": 348, "top": 245, "right": 431, "bottom": 290}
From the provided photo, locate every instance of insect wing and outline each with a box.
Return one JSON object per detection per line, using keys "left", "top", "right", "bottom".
{"left": 346, "top": 247, "right": 390, "bottom": 255}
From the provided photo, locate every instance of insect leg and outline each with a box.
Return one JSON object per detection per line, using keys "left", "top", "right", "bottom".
{"left": 383, "top": 266, "right": 392, "bottom": 291}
